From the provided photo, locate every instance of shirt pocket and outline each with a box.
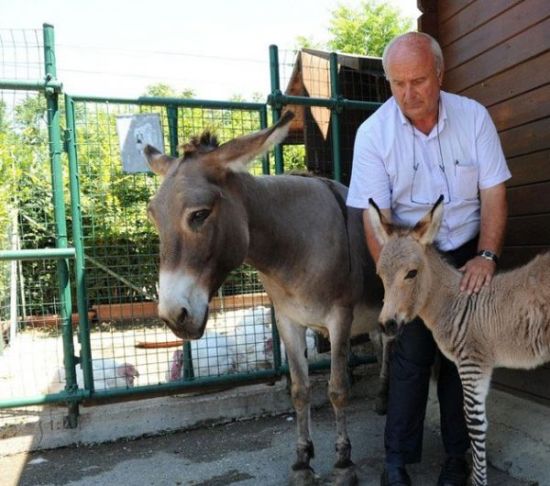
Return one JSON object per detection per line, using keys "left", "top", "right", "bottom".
{"left": 453, "top": 162, "right": 479, "bottom": 200}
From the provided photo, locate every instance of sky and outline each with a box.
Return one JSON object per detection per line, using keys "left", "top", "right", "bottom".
{"left": 0, "top": 0, "right": 420, "bottom": 101}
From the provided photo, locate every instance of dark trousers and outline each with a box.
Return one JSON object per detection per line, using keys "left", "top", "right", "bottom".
{"left": 384, "top": 238, "right": 478, "bottom": 466}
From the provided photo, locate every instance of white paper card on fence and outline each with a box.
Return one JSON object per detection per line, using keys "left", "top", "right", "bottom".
{"left": 116, "top": 114, "right": 164, "bottom": 173}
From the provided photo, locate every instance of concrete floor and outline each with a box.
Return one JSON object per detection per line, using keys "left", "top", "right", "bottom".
{"left": 0, "top": 367, "right": 547, "bottom": 485}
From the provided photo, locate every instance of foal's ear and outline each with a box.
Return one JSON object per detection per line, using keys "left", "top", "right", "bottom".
{"left": 143, "top": 145, "right": 177, "bottom": 177}
{"left": 367, "top": 198, "right": 393, "bottom": 245}
{"left": 206, "top": 111, "right": 295, "bottom": 172}
{"left": 412, "top": 195, "right": 444, "bottom": 245}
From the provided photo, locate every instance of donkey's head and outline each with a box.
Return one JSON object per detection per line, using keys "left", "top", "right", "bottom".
{"left": 368, "top": 196, "right": 444, "bottom": 337}
{"left": 144, "top": 112, "right": 294, "bottom": 339}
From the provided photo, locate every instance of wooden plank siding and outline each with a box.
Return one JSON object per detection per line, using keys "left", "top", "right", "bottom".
{"left": 439, "top": 0, "right": 523, "bottom": 49}
{"left": 444, "top": 17, "right": 550, "bottom": 93}
{"left": 419, "top": 0, "right": 550, "bottom": 403}
{"left": 442, "top": 0, "right": 544, "bottom": 71}
{"left": 425, "top": 0, "right": 550, "bottom": 269}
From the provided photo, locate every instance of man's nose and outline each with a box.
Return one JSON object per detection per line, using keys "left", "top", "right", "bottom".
{"left": 404, "top": 84, "right": 415, "bottom": 101}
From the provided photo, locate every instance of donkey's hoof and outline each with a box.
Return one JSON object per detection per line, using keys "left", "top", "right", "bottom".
{"left": 289, "top": 466, "right": 318, "bottom": 486}
{"left": 331, "top": 463, "right": 358, "bottom": 486}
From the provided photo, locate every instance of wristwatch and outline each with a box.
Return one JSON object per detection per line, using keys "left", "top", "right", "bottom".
{"left": 477, "top": 249, "right": 499, "bottom": 264}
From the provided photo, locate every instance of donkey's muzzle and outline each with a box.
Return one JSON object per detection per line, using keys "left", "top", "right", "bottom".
{"left": 161, "top": 306, "right": 208, "bottom": 340}
{"left": 176, "top": 307, "right": 189, "bottom": 326}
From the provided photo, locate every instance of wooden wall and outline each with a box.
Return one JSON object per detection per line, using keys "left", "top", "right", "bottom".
{"left": 419, "top": 0, "right": 550, "bottom": 404}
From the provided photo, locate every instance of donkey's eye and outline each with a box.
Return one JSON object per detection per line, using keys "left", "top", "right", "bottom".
{"left": 188, "top": 209, "right": 211, "bottom": 229}
{"left": 404, "top": 269, "right": 418, "bottom": 280}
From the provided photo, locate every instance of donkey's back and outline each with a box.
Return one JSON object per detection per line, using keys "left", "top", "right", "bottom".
{"left": 249, "top": 174, "right": 381, "bottom": 336}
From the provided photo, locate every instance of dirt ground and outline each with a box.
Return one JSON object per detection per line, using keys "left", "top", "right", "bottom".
{"left": 0, "top": 373, "right": 538, "bottom": 486}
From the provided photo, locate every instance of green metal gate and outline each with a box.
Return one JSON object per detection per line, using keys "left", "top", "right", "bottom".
{"left": 63, "top": 94, "right": 286, "bottom": 402}
{"left": 0, "top": 24, "right": 381, "bottom": 424}
{"left": 0, "top": 25, "right": 84, "bottom": 425}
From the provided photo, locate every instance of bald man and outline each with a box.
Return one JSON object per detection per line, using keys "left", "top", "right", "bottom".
{"left": 347, "top": 32, "right": 510, "bottom": 486}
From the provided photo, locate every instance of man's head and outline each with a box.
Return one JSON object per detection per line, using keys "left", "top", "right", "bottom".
{"left": 382, "top": 32, "right": 444, "bottom": 127}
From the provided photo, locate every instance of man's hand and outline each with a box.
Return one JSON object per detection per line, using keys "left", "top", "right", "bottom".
{"left": 459, "top": 256, "right": 496, "bottom": 294}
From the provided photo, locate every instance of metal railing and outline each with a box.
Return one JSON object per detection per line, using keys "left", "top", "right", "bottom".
{"left": 0, "top": 24, "right": 381, "bottom": 424}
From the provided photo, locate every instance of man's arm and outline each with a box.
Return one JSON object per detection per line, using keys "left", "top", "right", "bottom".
{"left": 459, "top": 182, "right": 508, "bottom": 294}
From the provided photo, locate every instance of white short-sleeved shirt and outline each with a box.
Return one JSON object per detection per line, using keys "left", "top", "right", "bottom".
{"left": 346, "top": 91, "right": 511, "bottom": 251}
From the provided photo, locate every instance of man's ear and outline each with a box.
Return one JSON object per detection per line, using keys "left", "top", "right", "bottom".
{"left": 143, "top": 145, "right": 177, "bottom": 176}
{"left": 367, "top": 198, "right": 393, "bottom": 246}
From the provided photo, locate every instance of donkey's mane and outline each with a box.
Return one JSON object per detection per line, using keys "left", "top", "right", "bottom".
{"left": 427, "top": 244, "right": 463, "bottom": 275}
{"left": 427, "top": 243, "right": 450, "bottom": 260}
{"left": 181, "top": 131, "right": 220, "bottom": 160}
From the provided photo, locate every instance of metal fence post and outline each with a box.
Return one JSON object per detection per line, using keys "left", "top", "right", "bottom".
{"left": 329, "top": 52, "right": 342, "bottom": 183}
{"left": 166, "top": 105, "right": 179, "bottom": 157}
{"left": 166, "top": 103, "right": 196, "bottom": 380}
{"left": 43, "top": 23, "right": 79, "bottom": 427}
{"left": 64, "top": 94, "right": 94, "bottom": 394}
{"left": 259, "top": 105, "right": 270, "bottom": 174}
{"left": 269, "top": 45, "right": 284, "bottom": 174}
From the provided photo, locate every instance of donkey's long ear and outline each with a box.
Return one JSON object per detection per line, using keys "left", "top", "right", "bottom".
{"left": 205, "top": 111, "right": 295, "bottom": 172}
{"left": 367, "top": 198, "right": 393, "bottom": 246}
{"left": 412, "top": 195, "right": 444, "bottom": 245}
{"left": 143, "top": 145, "right": 177, "bottom": 177}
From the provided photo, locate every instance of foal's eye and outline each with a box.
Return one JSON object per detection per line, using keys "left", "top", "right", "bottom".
{"left": 188, "top": 209, "right": 211, "bottom": 229}
{"left": 404, "top": 269, "right": 418, "bottom": 280}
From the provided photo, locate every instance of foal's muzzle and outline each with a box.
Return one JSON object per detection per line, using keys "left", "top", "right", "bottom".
{"left": 382, "top": 319, "right": 400, "bottom": 337}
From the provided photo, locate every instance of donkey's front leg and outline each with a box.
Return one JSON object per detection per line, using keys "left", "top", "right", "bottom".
{"left": 328, "top": 310, "right": 357, "bottom": 485}
{"left": 458, "top": 363, "right": 492, "bottom": 486}
{"left": 277, "top": 318, "right": 316, "bottom": 485}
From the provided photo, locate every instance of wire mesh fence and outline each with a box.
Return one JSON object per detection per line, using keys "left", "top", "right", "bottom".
{"left": 0, "top": 28, "right": 80, "bottom": 409}
{"left": 0, "top": 28, "right": 44, "bottom": 81}
{"left": 0, "top": 25, "right": 70, "bottom": 400}
{"left": 1, "top": 24, "right": 383, "bottom": 412}
{"left": 68, "top": 98, "right": 288, "bottom": 393}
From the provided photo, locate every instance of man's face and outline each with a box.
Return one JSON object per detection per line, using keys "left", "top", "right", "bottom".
{"left": 385, "top": 44, "right": 442, "bottom": 125}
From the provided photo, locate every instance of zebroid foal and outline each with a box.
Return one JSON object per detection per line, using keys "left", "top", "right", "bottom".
{"left": 368, "top": 196, "right": 550, "bottom": 486}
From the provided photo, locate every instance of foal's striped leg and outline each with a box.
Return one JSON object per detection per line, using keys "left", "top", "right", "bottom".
{"left": 458, "top": 362, "right": 492, "bottom": 486}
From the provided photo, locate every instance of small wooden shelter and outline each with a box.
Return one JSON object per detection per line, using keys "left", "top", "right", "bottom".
{"left": 284, "top": 48, "right": 391, "bottom": 183}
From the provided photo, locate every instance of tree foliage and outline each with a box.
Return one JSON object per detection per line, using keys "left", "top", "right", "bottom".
{"left": 0, "top": 93, "right": 60, "bottom": 316}
{"left": 144, "top": 83, "right": 195, "bottom": 99}
{"left": 327, "top": 0, "right": 413, "bottom": 56}
{"left": 293, "top": 0, "right": 413, "bottom": 55}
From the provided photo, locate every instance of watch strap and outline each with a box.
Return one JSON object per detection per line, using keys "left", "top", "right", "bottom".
{"left": 477, "top": 249, "right": 498, "bottom": 264}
